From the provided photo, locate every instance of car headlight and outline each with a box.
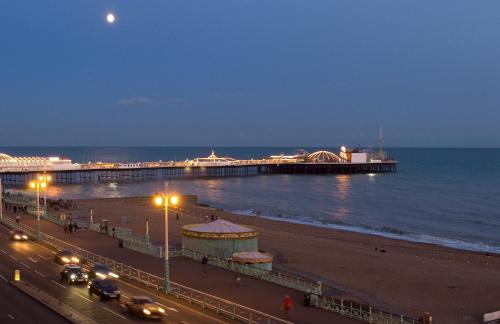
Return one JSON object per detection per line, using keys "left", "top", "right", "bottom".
{"left": 70, "top": 274, "right": 76, "bottom": 280}
{"left": 71, "top": 257, "right": 80, "bottom": 263}
{"left": 84, "top": 274, "right": 88, "bottom": 278}
{"left": 14, "top": 235, "right": 21, "bottom": 239}
{"left": 62, "top": 257, "right": 70, "bottom": 263}
{"left": 22, "top": 235, "right": 28, "bottom": 239}
{"left": 96, "top": 272, "right": 106, "bottom": 278}
{"left": 158, "top": 307, "right": 165, "bottom": 313}
{"left": 143, "top": 309, "right": 151, "bottom": 315}
{"left": 108, "top": 272, "right": 119, "bottom": 278}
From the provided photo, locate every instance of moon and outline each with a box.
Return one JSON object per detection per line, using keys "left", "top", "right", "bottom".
{"left": 106, "top": 13, "right": 116, "bottom": 24}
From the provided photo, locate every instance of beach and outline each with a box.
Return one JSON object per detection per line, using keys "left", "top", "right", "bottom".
{"left": 72, "top": 196, "right": 500, "bottom": 323}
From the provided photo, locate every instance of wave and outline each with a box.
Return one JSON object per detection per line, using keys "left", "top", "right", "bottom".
{"left": 232, "top": 210, "right": 500, "bottom": 254}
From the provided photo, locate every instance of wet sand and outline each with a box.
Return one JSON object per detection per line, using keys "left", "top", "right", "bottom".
{"left": 73, "top": 196, "right": 500, "bottom": 323}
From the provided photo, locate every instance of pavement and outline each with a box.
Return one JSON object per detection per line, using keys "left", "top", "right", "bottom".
{"left": 0, "top": 221, "right": 226, "bottom": 324}
{"left": 6, "top": 210, "right": 361, "bottom": 324}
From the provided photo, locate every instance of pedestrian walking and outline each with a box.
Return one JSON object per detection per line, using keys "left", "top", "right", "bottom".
{"left": 211, "top": 214, "right": 215, "bottom": 221}
{"left": 112, "top": 227, "right": 116, "bottom": 238}
{"left": 64, "top": 224, "right": 68, "bottom": 233}
{"left": 15, "top": 215, "right": 20, "bottom": 224}
{"left": 204, "top": 215, "right": 209, "bottom": 223}
{"left": 234, "top": 275, "right": 241, "bottom": 286}
{"left": 202, "top": 255, "right": 208, "bottom": 273}
{"left": 68, "top": 222, "right": 73, "bottom": 234}
{"left": 283, "top": 295, "right": 293, "bottom": 319}
{"left": 176, "top": 213, "right": 179, "bottom": 221}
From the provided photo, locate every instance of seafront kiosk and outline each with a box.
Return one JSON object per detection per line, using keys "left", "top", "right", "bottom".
{"left": 181, "top": 219, "right": 259, "bottom": 259}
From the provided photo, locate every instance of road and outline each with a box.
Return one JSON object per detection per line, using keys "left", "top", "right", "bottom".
{"left": 0, "top": 273, "right": 69, "bottom": 323}
{"left": 0, "top": 223, "right": 226, "bottom": 324}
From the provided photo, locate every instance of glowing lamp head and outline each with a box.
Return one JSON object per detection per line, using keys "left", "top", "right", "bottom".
{"left": 154, "top": 196, "right": 163, "bottom": 206}
{"left": 40, "top": 182, "right": 47, "bottom": 189}
{"left": 170, "top": 195, "right": 179, "bottom": 205}
{"left": 46, "top": 176, "right": 52, "bottom": 182}
{"left": 29, "top": 182, "right": 36, "bottom": 189}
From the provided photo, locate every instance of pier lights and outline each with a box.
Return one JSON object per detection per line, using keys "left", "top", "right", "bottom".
{"left": 29, "top": 176, "right": 50, "bottom": 240}
{"left": 153, "top": 192, "right": 180, "bottom": 293}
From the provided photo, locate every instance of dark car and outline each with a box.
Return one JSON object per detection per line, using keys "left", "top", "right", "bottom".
{"left": 10, "top": 229, "right": 28, "bottom": 241}
{"left": 54, "top": 250, "right": 80, "bottom": 265}
{"left": 60, "top": 264, "right": 88, "bottom": 284}
{"left": 125, "top": 296, "right": 165, "bottom": 319}
{"left": 88, "top": 278, "right": 121, "bottom": 300}
{"left": 88, "top": 263, "right": 119, "bottom": 279}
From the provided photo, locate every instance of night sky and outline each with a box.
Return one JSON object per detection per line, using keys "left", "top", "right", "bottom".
{"left": 1, "top": 1, "right": 499, "bottom": 147}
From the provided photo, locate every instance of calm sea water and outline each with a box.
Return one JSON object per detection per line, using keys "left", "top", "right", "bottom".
{"left": 2, "top": 147, "right": 500, "bottom": 253}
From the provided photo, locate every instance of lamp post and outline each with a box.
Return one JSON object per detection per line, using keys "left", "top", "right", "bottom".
{"left": 29, "top": 176, "right": 49, "bottom": 240}
{"left": 154, "top": 189, "right": 179, "bottom": 293}
{"left": 40, "top": 174, "right": 51, "bottom": 217}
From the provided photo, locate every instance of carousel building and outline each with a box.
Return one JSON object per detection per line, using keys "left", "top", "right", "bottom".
{"left": 182, "top": 219, "right": 259, "bottom": 259}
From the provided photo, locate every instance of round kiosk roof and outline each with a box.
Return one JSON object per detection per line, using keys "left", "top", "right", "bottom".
{"left": 182, "top": 219, "right": 258, "bottom": 240}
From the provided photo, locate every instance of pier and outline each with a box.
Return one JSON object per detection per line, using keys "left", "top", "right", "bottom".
{"left": 0, "top": 150, "right": 397, "bottom": 186}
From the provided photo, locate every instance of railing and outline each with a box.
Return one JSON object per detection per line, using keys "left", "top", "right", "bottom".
{"left": 316, "top": 295, "right": 418, "bottom": 324}
{"left": 177, "top": 248, "right": 322, "bottom": 295}
{"left": 0, "top": 214, "right": 292, "bottom": 324}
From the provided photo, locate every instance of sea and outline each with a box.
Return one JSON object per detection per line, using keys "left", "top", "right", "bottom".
{"left": 2, "top": 147, "right": 500, "bottom": 253}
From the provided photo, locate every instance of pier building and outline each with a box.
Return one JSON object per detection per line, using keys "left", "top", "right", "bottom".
{"left": 0, "top": 148, "right": 397, "bottom": 186}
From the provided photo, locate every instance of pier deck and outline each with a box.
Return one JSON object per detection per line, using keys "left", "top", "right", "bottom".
{"left": 0, "top": 161, "right": 397, "bottom": 186}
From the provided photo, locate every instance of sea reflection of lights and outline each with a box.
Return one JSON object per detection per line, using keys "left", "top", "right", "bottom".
{"left": 334, "top": 175, "right": 351, "bottom": 201}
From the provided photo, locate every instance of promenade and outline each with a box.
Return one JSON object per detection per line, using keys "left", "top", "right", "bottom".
{"left": 7, "top": 209, "right": 359, "bottom": 324}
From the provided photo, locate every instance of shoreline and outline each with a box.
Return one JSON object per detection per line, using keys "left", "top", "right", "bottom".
{"left": 231, "top": 208, "right": 500, "bottom": 255}
{"left": 72, "top": 196, "right": 500, "bottom": 322}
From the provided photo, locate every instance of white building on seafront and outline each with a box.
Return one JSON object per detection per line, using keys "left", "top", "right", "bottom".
{"left": 0, "top": 153, "right": 77, "bottom": 171}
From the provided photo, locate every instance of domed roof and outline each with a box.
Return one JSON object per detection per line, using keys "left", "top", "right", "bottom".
{"left": 0, "top": 153, "right": 16, "bottom": 162}
{"left": 182, "top": 219, "right": 258, "bottom": 239}
{"left": 308, "top": 150, "right": 342, "bottom": 163}
{"left": 232, "top": 251, "right": 273, "bottom": 263}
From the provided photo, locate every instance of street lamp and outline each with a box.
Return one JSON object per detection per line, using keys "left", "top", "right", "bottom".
{"left": 39, "top": 174, "right": 51, "bottom": 217}
{"left": 153, "top": 191, "right": 179, "bottom": 293}
{"left": 29, "top": 176, "right": 49, "bottom": 240}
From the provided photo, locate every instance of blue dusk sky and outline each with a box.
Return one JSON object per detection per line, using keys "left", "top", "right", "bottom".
{"left": 0, "top": 1, "right": 499, "bottom": 147}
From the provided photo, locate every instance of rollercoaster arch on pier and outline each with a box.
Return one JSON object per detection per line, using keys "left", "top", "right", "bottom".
{"left": 307, "top": 150, "right": 343, "bottom": 163}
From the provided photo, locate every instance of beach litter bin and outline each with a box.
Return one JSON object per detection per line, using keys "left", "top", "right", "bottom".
{"left": 304, "top": 292, "right": 312, "bottom": 306}
{"left": 99, "top": 220, "right": 109, "bottom": 234}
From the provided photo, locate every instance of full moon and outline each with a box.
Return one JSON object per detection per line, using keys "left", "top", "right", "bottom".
{"left": 106, "top": 13, "right": 116, "bottom": 24}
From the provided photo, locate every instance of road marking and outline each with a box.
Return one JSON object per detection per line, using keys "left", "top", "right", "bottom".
{"left": 20, "top": 262, "right": 31, "bottom": 269}
{"left": 36, "top": 254, "right": 48, "bottom": 260}
{"left": 121, "top": 294, "right": 129, "bottom": 299}
{"left": 0, "top": 249, "right": 6, "bottom": 254}
{"left": 28, "top": 257, "right": 38, "bottom": 263}
{"left": 7, "top": 314, "right": 14, "bottom": 320}
{"left": 156, "top": 302, "right": 178, "bottom": 312}
{"left": 34, "top": 270, "right": 46, "bottom": 278}
{"left": 0, "top": 273, "right": 7, "bottom": 282}
{"left": 102, "top": 306, "right": 127, "bottom": 319}
{"left": 51, "top": 280, "right": 67, "bottom": 289}
{"left": 73, "top": 292, "right": 93, "bottom": 303}
{"left": 9, "top": 255, "right": 17, "bottom": 261}
{"left": 181, "top": 321, "right": 189, "bottom": 324}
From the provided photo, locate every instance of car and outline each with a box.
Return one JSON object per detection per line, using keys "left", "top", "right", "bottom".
{"left": 60, "top": 264, "right": 88, "bottom": 284}
{"left": 88, "top": 263, "right": 119, "bottom": 279}
{"left": 88, "top": 278, "right": 120, "bottom": 300}
{"left": 125, "top": 296, "right": 165, "bottom": 319}
{"left": 10, "top": 229, "right": 28, "bottom": 241}
{"left": 54, "top": 250, "right": 80, "bottom": 265}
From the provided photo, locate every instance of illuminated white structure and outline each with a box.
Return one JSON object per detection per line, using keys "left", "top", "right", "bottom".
{"left": 189, "top": 150, "right": 236, "bottom": 166}
{"left": 308, "top": 150, "right": 343, "bottom": 163}
{"left": 0, "top": 153, "right": 76, "bottom": 171}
